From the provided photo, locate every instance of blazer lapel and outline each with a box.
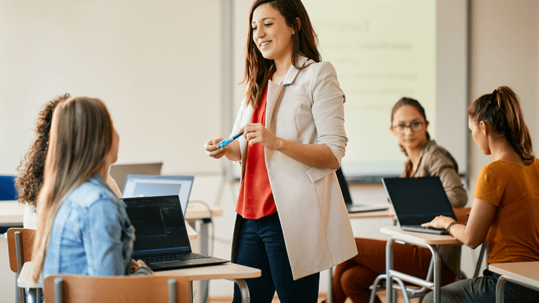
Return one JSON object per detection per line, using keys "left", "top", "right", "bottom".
{"left": 266, "top": 56, "right": 310, "bottom": 132}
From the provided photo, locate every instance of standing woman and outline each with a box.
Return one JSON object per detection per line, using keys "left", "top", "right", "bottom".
{"left": 423, "top": 86, "right": 539, "bottom": 302}
{"left": 204, "top": 0, "right": 357, "bottom": 301}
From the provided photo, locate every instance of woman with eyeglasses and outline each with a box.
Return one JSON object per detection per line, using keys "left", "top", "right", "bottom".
{"left": 332, "top": 97, "right": 467, "bottom": 303}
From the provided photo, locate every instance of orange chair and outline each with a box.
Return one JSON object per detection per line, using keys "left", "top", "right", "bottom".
{"left": 44, "top": 274, "right": 191, "bottom": 303}
{"left": 7, "top": 228, "right": 36, "bottom": 303}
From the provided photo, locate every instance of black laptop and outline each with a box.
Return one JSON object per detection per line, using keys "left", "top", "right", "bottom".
{"left": 381, "top": 177, "right": 456, "bottom": 235}
{"left": 336, "top": 167, "right": 389, "bottom": 213}
{"left": 124, "top": 195, "right": 228, "bottom": 271}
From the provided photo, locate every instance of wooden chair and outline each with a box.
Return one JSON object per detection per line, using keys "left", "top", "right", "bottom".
{"left": 7, "top": 228, "right": 36, "bottom": 303}
{"left": 44, "top": 275, "right": 191, "bottom": 303}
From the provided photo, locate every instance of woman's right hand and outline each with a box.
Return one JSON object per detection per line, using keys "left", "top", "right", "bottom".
{"left": 204, "top": 137, "right": 228, "bottom": 159}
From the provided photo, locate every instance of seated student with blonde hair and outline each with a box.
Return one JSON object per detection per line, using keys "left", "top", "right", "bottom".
{"left": 423, "top": 86, "right": 539, "bottom": 302}
{"left": 30, "top": 96, "right": 150, "bottom": 285}
{"left": 16, "top": 94, "right": 122, "bottom": 229}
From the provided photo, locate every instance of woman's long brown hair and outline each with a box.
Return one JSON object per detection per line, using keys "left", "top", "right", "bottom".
{"left": 242, "top": 0, "right": 321, "bottom": 108}
{"left": 468, "top": 86, "right": 534, "bottom": 163}
{"left": 30, "top": 97, "right": 113, "bottom": 284}
{"left": 16, "top": 94, "right": 70, "bottom": 207}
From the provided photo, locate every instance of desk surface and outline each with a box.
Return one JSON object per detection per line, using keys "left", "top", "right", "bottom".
{"left": 155, "top": 262, "right": 261, "bottom": 281}
{"left": 0, "top": 201, "right": 24, "bottom": 225}
{"left": 18, "top": 261, "right": 260, "bottom": 288}
{"left": 0, "top": 201, "right": 222, "bottom": 224}
{"left": 349, "top": 209, "right": 391, "bottom": 219}
{"left": 380, "top": 226, "right": 461, "bottom": 246}
{"left": 489, "top": 262, "right": 539, "bottom": 289}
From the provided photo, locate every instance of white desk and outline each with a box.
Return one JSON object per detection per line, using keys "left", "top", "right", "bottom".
{"left": 380, "top": 226, "right": 461, "bottom": 303}
{"left": 18, "top": 261, "right": 260, "bottom": 303}
{"left": 489, "top": 262, "right": 539, "bottom": 303}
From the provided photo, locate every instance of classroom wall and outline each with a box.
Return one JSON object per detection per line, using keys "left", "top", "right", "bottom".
{"left": 0, "top": 0, "right": 223, "bottom": 177}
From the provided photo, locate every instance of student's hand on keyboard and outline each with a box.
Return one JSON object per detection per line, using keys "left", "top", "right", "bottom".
{"left": 421, "top": 215, "right": 454, "bottom": 230}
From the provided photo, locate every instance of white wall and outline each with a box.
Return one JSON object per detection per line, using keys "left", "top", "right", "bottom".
{"left": 0, "top": 0, "right": 222, "bottom": 176}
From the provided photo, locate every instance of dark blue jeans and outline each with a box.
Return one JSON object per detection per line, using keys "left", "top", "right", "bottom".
{"left": 232, "top": 212, "right": 320, "bottom": 303}
{"left": 423, "top": 269, "right": 539, "bottom": 302}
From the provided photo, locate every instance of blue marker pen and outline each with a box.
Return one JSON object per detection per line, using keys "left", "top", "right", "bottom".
{"left": 218, "top": 132, "right": 244, "bottom": 148}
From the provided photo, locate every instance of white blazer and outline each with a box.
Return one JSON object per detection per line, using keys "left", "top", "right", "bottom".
{"left": 230, "top": 56, "right": 357, "bottom": 280}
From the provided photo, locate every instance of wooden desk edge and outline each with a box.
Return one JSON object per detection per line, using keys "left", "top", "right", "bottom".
{"left": 489, "top": 262, "right": 539, "bottom": 288}
{"left": 380, "top": 226, "right": 462, "bottom": 245}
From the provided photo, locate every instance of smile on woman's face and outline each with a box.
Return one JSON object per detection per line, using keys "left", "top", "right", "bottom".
{"left": 251, "top": 3, "right": 294, "bottom": 63}
{"left": 391, "top": 105, "right": 429, "bottom": 151}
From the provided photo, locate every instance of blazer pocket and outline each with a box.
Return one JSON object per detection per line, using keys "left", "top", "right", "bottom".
{"left": 305, "top": 166, "right": 334, "bottom": 183}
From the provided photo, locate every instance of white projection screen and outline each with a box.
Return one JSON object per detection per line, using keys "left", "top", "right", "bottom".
{"left": 304, "top": 0, "right": 468, "bottom": 181}
{"left": 232, "top": 0, "right": 468, "bottom": 182}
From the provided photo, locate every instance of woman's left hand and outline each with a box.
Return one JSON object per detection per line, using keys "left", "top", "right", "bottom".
{"left": 421, "top": 215, "right": 454, "bottom": 230}
{"left": 240, "top": 123, "right": 281, "bottom": 150}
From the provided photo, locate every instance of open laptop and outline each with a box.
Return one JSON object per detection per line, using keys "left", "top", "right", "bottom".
{"left": 123, "top": 175, "right": 194, "bottom": 216}
{"left": 109, "top": 163, "right": 163, "bottom": 193}
{"left": 382, "top": 176, "right": 456, "bottom": 235}
{"left": 336, "top": 167, "right": 389, "bottom": 213}
{"left": 124, "top": 195, "right": 228, "bottom": 271}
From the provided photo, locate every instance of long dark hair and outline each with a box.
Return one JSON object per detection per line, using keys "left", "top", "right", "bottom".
{"left": 242, "top": 0, "right": 321, "bottom": 108}
{"left": 391, "top": 97, "right": 431, "bottom": 177}
{"left": 468, "top": 86, "right": 534, "bottom": 163}
{"left": 16, "top": 93, "right": 70, "bottom": 207}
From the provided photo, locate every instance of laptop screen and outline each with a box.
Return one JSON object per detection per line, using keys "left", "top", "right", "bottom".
{"left": 123, "top": 175, "right": 194, "bottom": 215}
{"left": 382, "top": 177, "right": 456, "bottom": 225}
{"left": 109, "top": 163, "right": 163, "bottom": 193}
{"left": 124, "top": 195, "right": 191, "bottom": 254}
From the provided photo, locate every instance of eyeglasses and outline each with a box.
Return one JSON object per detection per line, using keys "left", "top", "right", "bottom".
{"left": 392, "top": 121, "right": 425, "bottom": 133}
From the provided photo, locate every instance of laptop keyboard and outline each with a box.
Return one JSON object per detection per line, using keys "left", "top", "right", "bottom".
{"left": 401, "top": 225, "right": 448, "bottom": 235}
{"left": 142, "top": 253, "right": 211, "bottom": 264}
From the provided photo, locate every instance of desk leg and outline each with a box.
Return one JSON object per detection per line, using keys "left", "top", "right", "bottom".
{"left": 199, "top": 221, "right": 210, "bottom": 303}
{"left": 496, "top": 276, "right": 507, "bottom": 303}
{"left": 230, "top": 279, "right": 250, "bottom": 303}
{"left": 428, "top": 245, "right": 441, "bottom": 303}
{"left": 327, "top": 267, "right": 333, "bottom": 303}
{"left": 386, "top": 237, "right": 395, "bottom": 303}
{"left": 26, "top": 288, "right": 37, "bottom": 303}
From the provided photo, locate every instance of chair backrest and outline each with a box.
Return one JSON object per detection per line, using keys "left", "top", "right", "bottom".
{"left": 7, "top": 228, "right": 36, "bottom": 273}
{"left": 44, "top": 275, "right": 191, "bottom": 303}
{"left": 0, "top": 175, "right": 18, "bottom": 200}
{"left": 453, "top": 207, "right": 471, "bottom": 223}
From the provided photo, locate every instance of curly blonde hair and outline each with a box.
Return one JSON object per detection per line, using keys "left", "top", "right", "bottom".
{"left": 15, "top": 93, "right": 70, "bottom": 207}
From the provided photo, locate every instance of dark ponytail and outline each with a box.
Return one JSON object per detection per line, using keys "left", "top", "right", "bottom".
{"left": 468, "top": 86, "right": 534, "bottom": 163}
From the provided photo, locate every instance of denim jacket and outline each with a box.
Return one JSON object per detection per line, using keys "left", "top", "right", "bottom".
{"left": 43, "top": 173, "right": 138, "bottom": 278}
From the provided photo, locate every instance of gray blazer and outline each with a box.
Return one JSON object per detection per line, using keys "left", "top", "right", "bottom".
{"left": 230, "top": 56, "right": 357, "bottom": 280}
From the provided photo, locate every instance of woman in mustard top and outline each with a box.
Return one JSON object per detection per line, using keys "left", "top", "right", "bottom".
{"left": 423, "top": 86, "right": 539, "bottom": 302}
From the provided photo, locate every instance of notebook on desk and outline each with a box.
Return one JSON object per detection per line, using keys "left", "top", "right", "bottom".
{"left": 381, "top": 176, "right": 456, "bottom": 235}
{"left": 124, "top": 195, "right": 228, "bottom": 271}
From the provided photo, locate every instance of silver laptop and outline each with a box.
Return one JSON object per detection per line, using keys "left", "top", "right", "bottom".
{"left": 123, "top": 174, "right": 194, "bottom": 216}
{"left": 124, "top": 195, "right": 228, "bottom": 271}
{"left": 109, "top": 163, "right": 162, "bottom": 193}
{"left": 381, "top": 176, "right": 456, "bottom": 235}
